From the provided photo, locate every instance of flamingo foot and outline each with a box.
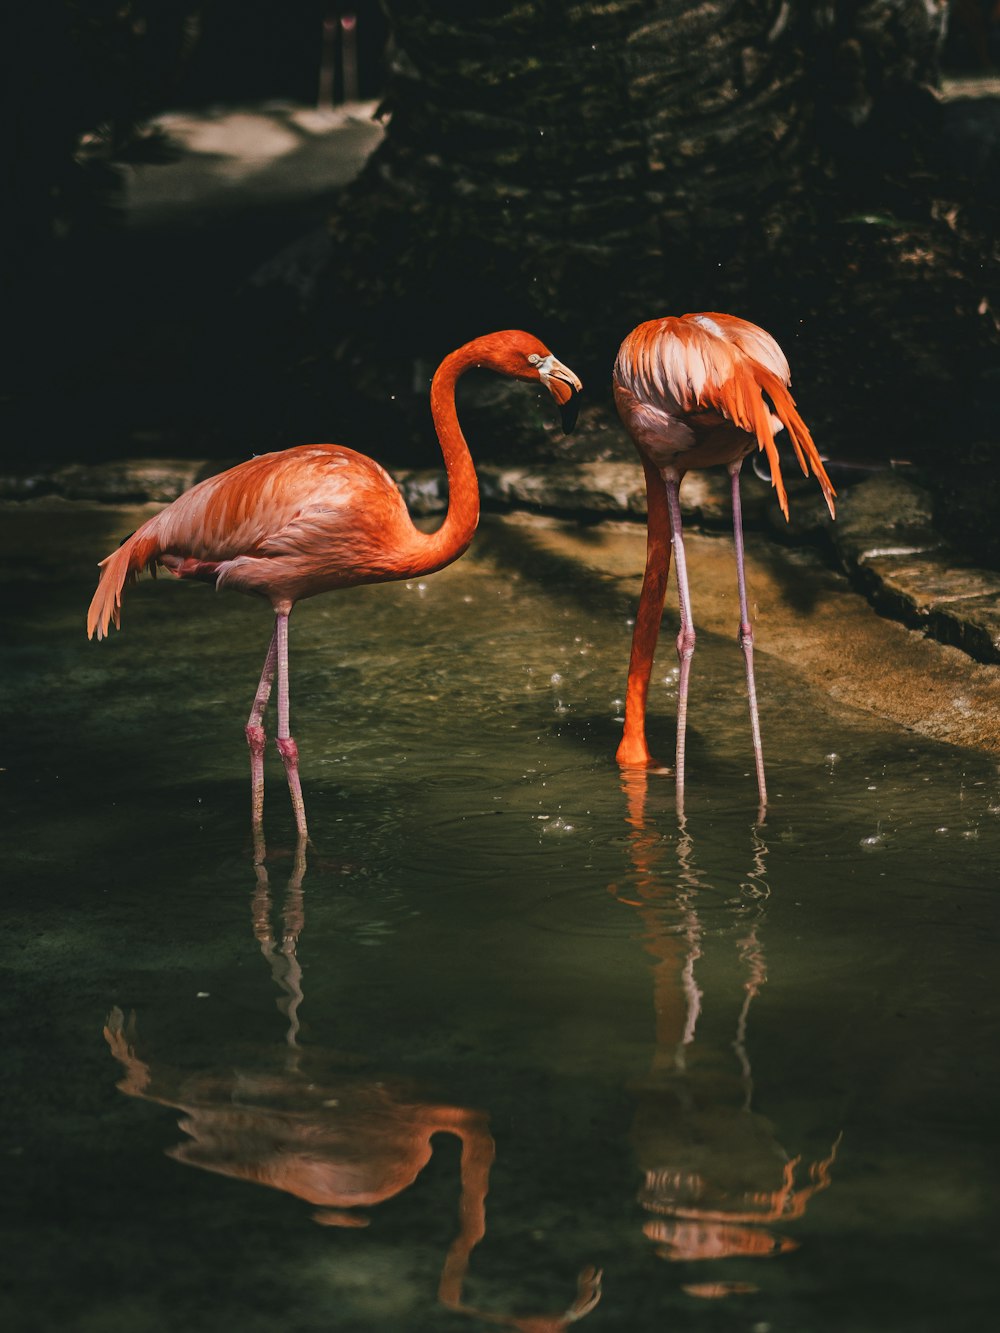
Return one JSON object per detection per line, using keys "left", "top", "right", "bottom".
{"left": 616, "top": 734, "right": 654, "bottom": 768}
{"left": 616, "top": 725, "right": 676, "bottom": 775}
{"left": 616, "top": 745, "right": 672, "bottom": 777}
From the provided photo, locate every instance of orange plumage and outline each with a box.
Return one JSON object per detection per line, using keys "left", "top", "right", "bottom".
{"left": 613, "top": 313, "right": 834, "bottom": 521}
{"left": 612, "top": 311, "right": 834, "bottom": 810}
{"left": 87, "top": 331, "right": 582, "bottom": 846}
{"left": 86, "top": 444, "right": 430, "bottom": 640}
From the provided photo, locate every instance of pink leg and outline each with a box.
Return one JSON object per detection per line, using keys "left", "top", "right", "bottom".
{"left": 246, "top": 626, "right": 278, "bottom": 851}
{"left": 663, "top": 469, "right": 694, "bottom": 815}
{"left": 274, "top": 611, "right": 309, "bottom": 843}
{"left": 729, "top": 459, "right": 767, "bottom": 812}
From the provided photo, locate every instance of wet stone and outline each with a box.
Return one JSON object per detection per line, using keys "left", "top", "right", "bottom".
{"left": 832, "top": 472, "right": 939, "bottom": 566}
{"left": 478, "top": 462, "right": 647, "bottom": 516}
{"left": 925, "top": 594, "right": 1000, "bottom": 665}
{"left": 861, "top": 552, "right": 1000, "bottom": 613}
{"left": 832, "top": 473, "right": 1000, "bottom": 664}
{"left": 394, "top": 469, "right": 448, "bottom": 516}
{"left": 474, "top": 462, "right": 773, "bottom": 528}
{"left": 50, "top": 459, "right": 213, "bottom": 505}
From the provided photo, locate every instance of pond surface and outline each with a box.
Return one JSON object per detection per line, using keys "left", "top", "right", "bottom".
{"left": 3, "top": 502, "right": 999, "bottom": 1332}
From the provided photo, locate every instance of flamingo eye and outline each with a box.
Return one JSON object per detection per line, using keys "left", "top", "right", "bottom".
{"left": 527, "top": 353, "right": 542, "bottom": 366}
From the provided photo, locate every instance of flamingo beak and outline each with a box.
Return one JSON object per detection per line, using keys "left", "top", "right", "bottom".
{"left": 537, "top": 355, "right": 583, "bottom": 434}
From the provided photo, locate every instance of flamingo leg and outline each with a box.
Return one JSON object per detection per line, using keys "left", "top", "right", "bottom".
{"left": 246, "top": 625, "right": 278, "bottom": 850}
{"left": 274, "top": 611, "right": 309, "bottom": 843}
{"left": 729, "top": 459, "right": 767, "bottom": 810}
{"left": 663, "top": 468, "right": 695, "bottom": 813}
{"left": 617, "top": 456, "right": 672, "bottom": 768}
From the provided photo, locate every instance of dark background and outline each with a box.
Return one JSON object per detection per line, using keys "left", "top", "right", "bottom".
{"left": 2, "top": 2, "right": 998, "bottom": 561}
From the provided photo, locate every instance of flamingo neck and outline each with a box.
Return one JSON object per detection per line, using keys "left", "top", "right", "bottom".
{"left": 411, "top": 346, "right": 482, "bottom": 575}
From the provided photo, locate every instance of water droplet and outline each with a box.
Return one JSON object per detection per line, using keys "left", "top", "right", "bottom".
{"left": 550, "top": 672, "right": 563, "bottom": 685}
{"left": 542, "top": 816, "right": 575, "bottom": 835}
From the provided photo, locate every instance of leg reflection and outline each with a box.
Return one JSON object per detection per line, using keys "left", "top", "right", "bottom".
{"left": 613, "top": 769, "right": 841, "bottom": 1289}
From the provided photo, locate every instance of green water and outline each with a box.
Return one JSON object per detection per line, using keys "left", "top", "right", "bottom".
{"left": 3, "top": 503, "right": 999, "bottom": 1332}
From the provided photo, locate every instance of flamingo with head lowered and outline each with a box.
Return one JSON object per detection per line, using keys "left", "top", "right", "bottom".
{"left": 612, "top": 312, "right": 835, "bottom": 812}
{"left": 88, "top": 330, "right": 582, "bottom": 846}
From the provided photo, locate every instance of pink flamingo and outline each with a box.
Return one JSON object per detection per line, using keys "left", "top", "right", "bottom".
{"left": 612, "top": 312, "right": 835, "bottom": 810}
{"left": 88, "top": 331, "right": 582, "bottom": 844}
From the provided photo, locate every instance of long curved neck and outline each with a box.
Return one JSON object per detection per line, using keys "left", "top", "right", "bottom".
{"left": 410, "top": 346, "right": 482, "bottom": 576}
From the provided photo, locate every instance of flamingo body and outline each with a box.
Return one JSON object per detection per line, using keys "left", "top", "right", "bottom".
{"left": 613, "top": 312, "right": 835, "bottom": 808}
{"left": 88, "top": 330, "right": 582, "bottom": 845}
{"left": 88, "top": 443, "right": 432, "bottom": 636}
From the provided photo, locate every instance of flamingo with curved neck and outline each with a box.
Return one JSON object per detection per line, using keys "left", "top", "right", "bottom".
{"left": 87, "top": 330, "right": 582, "bottom": 845}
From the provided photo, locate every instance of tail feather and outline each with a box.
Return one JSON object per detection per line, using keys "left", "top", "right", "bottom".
{"left": 87, "top": 530, "right": 161, "bottom": 640}
{"left": 757, "top": 368, "right": 836, "bottom": 522}
{"left": 718, "top": 364, "right": 792, "bottom": 518}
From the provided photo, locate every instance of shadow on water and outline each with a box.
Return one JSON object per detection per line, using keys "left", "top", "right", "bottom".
{"left": 3, "top": 505, "right": 1000, "bottom": 1330}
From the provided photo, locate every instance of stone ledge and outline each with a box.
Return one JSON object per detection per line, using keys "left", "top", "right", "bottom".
{"left": 4, "top": 456, "right": 999, "bottom": 669}
{"left": 830, "top": 472, "right": 1000, "bottom": 665}
{"left": 0, "top": 459, "right": 215, "bottom": 505}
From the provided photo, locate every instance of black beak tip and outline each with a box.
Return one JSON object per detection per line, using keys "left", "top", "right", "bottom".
{"left": 560, "top": 389, "right": 581, "bottom": 435}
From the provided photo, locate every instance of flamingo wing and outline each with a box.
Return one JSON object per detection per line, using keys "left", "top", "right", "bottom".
{"left": 87, "top": 445, "right": 409, "bottom": 638}
{"left": 149, "top": 446, "right": 394, "bottom": 562}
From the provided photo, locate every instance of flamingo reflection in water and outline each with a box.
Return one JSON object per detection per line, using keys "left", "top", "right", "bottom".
{"left": 103, "top": 848, "right": 602, "bottom": 1331}
{"left": 612, "top": 769, "right": 841, "bottom": 1299}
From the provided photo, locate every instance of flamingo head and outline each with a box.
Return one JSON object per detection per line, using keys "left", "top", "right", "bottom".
{"left": 466, "top": 330, "right": 583, "bottom": 433}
